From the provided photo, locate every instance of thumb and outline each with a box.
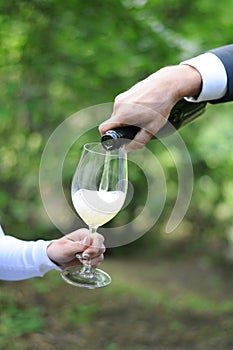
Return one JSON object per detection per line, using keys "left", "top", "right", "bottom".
{"left": 99, "top": 120, "right": 124, "bottom": 135}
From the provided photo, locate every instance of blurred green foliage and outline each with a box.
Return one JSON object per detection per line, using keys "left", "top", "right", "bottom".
{"left": 0, "top": 289, "right": 44, "bottom": 348}
{"left": 65, "top": 303, "right": 99, "bottom": 325}
{"left": 0, "top": 0, "right": 232, "bottom": 257}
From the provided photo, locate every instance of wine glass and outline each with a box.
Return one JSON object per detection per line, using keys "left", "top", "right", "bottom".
{"left": 61, "top": 142, "right": 128, "bottom": 289}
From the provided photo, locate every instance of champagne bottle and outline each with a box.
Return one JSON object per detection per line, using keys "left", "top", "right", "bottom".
{"left": 101, "top": 99, "right": 207, "bottom": 150}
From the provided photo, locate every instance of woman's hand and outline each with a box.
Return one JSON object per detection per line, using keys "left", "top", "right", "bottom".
{"left": 46, "top": 228, "right": 105, "bottom": 269}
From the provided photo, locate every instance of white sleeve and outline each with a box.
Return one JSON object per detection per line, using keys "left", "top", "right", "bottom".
{"left": 180, "top": 52, "right": 228, "bottom": 102}
{"left": 0, "top": 226, "right": 61, "bottom": 281}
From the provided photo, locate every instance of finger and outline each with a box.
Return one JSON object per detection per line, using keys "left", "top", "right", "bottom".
{"left": 99, "top": 103, "right": 144, "bottom": 135}
{"left": 91, "top": 254, "right": 105, "bottom": 268}
{"left": 88, "top": 232, "right": 105, "bottom": 248}
{"left": 65, "top": 235, "right": 93, "bottom": 256}
{"left": 124, "top": 129, "right": 153, "bottom": 151}
{"left": 83, "top": 243, "right": 106, "bottom": 257}
{"left": 65, "top": 228, "right": 89, "bottom": 242}
{"left": 67, "top": 240, "right": 90, "bottom": 256}
{"left": 99, "top": 119, "right": 128, "bottom": 135}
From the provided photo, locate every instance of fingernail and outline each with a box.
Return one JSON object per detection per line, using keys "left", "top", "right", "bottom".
{"left": 75, "top": 254, "right": 83, "bottom": 263}
{"left": 83, "top": 253, "right": 90, "bottom": 260}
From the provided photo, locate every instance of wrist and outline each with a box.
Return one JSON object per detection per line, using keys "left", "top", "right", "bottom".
{"left": 174, "top": 64, "right": 202, "bottom": 100}
{"left": 46, "top": 241, "right": 62, "bottom": 267}
{"left": 159, "top": 65, "right": 202, "bottom": 102}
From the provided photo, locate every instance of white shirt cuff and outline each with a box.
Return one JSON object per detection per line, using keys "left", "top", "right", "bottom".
{"left": 180, "top": 52, "right": 227, "bottom": 102}
{"left": 0, "top": 227, "right": 61, "bottom": 281}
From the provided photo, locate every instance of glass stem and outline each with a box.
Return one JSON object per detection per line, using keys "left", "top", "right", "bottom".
{"left": 81, "top": 226, "right": 98, "bottom": 276}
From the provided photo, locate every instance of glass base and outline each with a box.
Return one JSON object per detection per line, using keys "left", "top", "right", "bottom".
{"left": 60, "top": 267, "right": 111, "bottom": 289}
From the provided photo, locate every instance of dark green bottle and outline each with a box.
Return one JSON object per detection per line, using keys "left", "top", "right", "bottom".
{"left": 101, "top": 99, "right": 207, "bottom": 150}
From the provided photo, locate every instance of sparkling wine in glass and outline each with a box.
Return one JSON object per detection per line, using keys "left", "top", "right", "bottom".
{"left": 61, "top": 142, "right": 128, "bottom": 289}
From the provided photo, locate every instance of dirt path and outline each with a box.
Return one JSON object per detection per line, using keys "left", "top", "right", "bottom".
{"left": 1, "top": 256, "right": 233, "bottom": 350}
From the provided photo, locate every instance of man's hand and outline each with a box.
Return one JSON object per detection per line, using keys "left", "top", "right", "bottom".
{"left": 99, "top": 65, "right": 202, "bottom": 150}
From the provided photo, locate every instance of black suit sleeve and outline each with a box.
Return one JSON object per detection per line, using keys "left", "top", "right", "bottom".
{"left": 209, "top": 44, "right": 233, "bottom": 103}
